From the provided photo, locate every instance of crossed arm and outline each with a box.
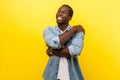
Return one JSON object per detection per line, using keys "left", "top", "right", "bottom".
{"left": 44, "top": 25, "right": 85, "bottom": 57}
{"left": 47, "top": 46, "right": 71, "bottom": 57}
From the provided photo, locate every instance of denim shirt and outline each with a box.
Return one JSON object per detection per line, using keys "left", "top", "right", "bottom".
{"left": 43, "top": 25, "right": 84, "bottom": 80}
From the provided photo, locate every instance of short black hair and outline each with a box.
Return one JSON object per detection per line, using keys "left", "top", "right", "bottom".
{"left": 61, "top": 4, "right": 74, "bottom": 17}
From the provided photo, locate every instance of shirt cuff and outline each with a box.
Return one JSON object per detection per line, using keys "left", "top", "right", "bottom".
{"left": 68, "top": 45, "right": 76, "bottom": 56}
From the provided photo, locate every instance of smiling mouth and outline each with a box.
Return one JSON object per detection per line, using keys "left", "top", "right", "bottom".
{"left": 57, "top": 16, "right": 64, "bottom": 21}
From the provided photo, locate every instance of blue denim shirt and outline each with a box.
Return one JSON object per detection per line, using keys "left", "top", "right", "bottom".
{"left": 43, "top": 25, "right": 84, "bottom": 80}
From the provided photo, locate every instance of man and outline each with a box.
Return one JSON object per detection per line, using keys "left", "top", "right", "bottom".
{"left": 43, "top": 4, "right": 85, "bottom": 80}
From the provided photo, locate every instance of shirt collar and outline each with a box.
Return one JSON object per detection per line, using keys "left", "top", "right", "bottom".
{"left": 55, "top": 25, "right": 72, "bottom": 32}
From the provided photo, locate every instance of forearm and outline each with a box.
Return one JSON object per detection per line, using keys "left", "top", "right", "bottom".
{"left": 59, "top": 27, "right": 76, "bottom": 45}
{"left": 52, "top": 47, "right": 71, "bottom": 57}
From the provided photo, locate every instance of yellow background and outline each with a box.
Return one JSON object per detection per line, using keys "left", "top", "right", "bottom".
{"left": 0, "top": 0, "right": 120, "bottom": 80}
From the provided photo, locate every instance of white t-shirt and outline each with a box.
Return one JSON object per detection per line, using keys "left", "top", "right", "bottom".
{"left": 57, "top": 57, "right": 70, "bottom": 80}
{"left": 57, "top": 30, "right": 70, "bottom": 80}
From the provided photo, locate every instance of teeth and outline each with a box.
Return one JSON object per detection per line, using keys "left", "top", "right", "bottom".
{"left": 58, "top": 17, "right": 63, "bottom": 20}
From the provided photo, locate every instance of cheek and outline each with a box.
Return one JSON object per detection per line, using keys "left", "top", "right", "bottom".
{"left": 65, "top": 15, "right": 71, "bottom": 20}
{"left": 63, "top": 14, "right": 69, "bottom": 18}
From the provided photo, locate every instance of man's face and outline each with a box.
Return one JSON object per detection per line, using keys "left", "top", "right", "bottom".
{"left": 56, "top": 6, "right": 71, "bottom": 25}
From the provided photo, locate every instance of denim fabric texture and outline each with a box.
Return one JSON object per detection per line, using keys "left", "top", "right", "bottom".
{"left": 43, "top": 26, "right": 84, "bottom": 80}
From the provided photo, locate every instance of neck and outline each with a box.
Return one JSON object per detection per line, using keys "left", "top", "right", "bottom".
{"left": 58, "top": 23, "right": 69, "bottom": 31}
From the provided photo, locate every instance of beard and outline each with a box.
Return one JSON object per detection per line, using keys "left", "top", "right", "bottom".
{"left": 56, "top": 19, "right": 68, "bottom": 25}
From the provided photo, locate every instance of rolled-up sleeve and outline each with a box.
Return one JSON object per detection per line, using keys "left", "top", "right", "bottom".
{"left": 68, "top": 32, "right": 84, "bottom": 56}
{"left": 43, "top": 27, "right": 61, "bottom": 49}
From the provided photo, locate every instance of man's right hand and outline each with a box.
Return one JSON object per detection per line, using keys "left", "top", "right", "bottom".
{"left": 73, "top": 25, "right": 85, "bottom": 34}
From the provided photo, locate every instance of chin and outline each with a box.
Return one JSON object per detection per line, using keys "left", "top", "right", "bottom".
{"left": 57, "top": 21, "right": 65, "bottom": 25}
{"left": 57, "top": 22, "right": 65, "bottom": 25}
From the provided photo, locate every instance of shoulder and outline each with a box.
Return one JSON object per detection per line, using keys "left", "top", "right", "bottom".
{"left": 44, "top": 26, "right": 53, "bottom": 30}
{"left": 76, "top": 32, "right": 84, "bottom": 35}
{"left": 43, "top": 26, "right": 55, "bottom": 32}
{"left": 74, "top": 32, "right": 84, "bottom": 39}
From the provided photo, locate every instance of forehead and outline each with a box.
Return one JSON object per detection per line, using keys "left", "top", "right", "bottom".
{"left": 58, "top": 6, "right": 70, "bottom": 11}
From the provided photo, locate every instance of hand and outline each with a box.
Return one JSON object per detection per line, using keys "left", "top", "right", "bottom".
{"left": 73, "top": 25, "right": 85, "bottom": 34}
{"left": 46, "top": 47, "right": 53, "bottom": 57}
